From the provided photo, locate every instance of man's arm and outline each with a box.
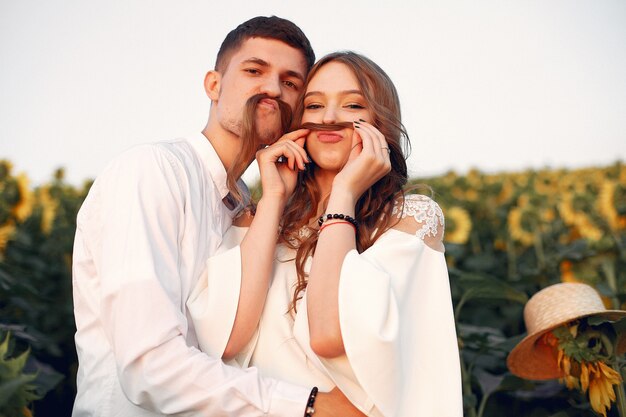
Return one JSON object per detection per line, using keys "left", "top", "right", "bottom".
{"left": 87, "top": 145, "right": 311, "bottom": 415}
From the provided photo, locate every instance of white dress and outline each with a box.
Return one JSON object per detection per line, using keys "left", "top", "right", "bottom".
{"left": 188, "top": 194, "right": 463, "bottom": 417}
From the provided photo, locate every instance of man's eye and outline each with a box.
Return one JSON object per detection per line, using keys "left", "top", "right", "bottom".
{"left": 283, "top": 80, "right": 298, "bottom": 90}
{"left": 244, "top": 68, "right": 261, "bottom": 75}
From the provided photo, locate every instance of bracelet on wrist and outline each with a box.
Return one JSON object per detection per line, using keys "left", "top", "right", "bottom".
{"left": 317, "top": 213, "right": 358, "bottom": 229}
{"left": 318, "top": 220, "right": 356, "bottom": 234}
{"left": 304, "top": 386, "right": 318, "bottom": 417}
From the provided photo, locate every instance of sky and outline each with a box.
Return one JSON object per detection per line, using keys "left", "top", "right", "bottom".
{"left": 1, "top": 0, "right": 625, "bottom": 186}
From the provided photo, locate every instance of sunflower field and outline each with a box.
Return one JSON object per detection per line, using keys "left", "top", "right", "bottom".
{"left": 0, "top": 159, "right": 625, "bottom": 416}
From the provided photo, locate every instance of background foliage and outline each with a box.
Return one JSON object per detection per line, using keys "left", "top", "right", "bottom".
{"left": 0, "top": 159, "right": 624, "bottom": 416}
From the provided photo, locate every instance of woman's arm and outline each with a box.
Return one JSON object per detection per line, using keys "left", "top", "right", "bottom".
{"left": 298, "top": 196, "right": 461, "bottom": 417}
{"left": 306, "top": 122, "right": 391, "bottom": 358}
{"left": 222, "top": 129, "right": 309, "bottom": 359}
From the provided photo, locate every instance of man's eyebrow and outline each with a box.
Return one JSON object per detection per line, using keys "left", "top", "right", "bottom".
{"left": 241, "top": 57, "right": 270, "bottom": 67}
{"left": 241, "top": 58, "right": 305, "bottom": 82}
{"left": 285, "top": 69, "right": 305, "bottom": 83}
{"left": 304, "top": 89, "right": 362, "bottom": 99}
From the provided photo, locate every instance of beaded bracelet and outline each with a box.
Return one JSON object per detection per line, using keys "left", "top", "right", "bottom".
{"left": 317, "top": 213, "right": 359, "bottom": 228}
{"left": 318, "top": 220, "right": 356, "bottom": 234}
{"left": 304, "top": 386, "right": 318, "bottom": 417}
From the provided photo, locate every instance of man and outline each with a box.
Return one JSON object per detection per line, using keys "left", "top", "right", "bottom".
{"left": 72, "top": 16, "right": 364, "bottom": 416}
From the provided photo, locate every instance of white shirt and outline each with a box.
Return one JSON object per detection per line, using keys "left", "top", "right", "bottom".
{"left": 189, "top": 195, "right": 463, "bottom": 417}
{"left": 72, "top": 132, "right": 309, "bottom": 416}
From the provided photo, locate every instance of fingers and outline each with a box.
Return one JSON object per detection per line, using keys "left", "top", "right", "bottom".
{"left": 353, "top": 120, "right": 391, "bottom": 170}
{"left": 257, "top": 139, "right": 308, "bottom": 171}
{"left": 275, "top": 128, "right": 309, "bottom": 148}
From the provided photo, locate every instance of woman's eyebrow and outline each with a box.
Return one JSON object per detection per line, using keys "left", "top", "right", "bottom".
{"left": 304, "top": 89, "right": 362, "bottom": 99}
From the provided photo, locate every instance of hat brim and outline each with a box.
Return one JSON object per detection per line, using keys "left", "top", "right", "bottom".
{"left": 507, "top": 310, "right": 626, "bottom": 380}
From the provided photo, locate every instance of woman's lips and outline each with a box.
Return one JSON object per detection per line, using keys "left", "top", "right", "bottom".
{"left": 316, "top": 132, "right": 343, "bottom": 143}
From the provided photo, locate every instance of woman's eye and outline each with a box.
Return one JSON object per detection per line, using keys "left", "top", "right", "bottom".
{"left": 346, "top": 103, "right": 366, "bottom": 109}
{"left": 305, "top": 103, "right": 323, "bottom": 110}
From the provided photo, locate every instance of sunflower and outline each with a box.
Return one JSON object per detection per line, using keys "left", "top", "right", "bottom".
{"left": 588, "top": 361, "right": 621, "bottom": 417}
{"left": 560, "top": 260, "right": 578, "bottom": 283}
{"left": 443, "top": 206, "right": 472, "bottom": 244}
{"left": 508, "top": 204, "right": 537, "bottom": 247}
{"left": 0, "top": 221, "right": 16, "bottom": 254}
{"left": 37, "top": 186, "right": 57, "bottom": 234}
{"left": 598, "top": 181, "right": 626, "bottom": 231}
{"left": 544, "top": 320, "right": 624, "bottom": 417}
{"left": 11, "top": 173, "right": 34, "bottom": 222}
{"left": 558, "top": 193, "right": 604, "bottom": 243}
{"left": 573, "top": 213, "right": 603, "bottom": 242}
{"left": 496, "top": 179, "right": 514, "bottom": 204}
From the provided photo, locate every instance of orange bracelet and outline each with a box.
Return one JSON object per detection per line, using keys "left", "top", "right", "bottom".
{"left": 318, "top": 220, "right": 356, "bottom": 234}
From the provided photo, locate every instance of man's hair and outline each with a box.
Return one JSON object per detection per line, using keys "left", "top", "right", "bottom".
{"left": 215, "top": 16, "right": 315, "bottom": 72}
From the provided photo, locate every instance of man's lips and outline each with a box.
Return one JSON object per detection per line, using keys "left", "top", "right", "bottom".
{"left": 258, "top": 98, "right": 278, "bottom": 110}
{"left": 316, "top": 131, "right": 344, "bottom": 143}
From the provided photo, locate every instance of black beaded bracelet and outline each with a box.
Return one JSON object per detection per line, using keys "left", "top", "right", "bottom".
{"left": 304, "top": 386, "right": 318, "bottom": 417}
{"left": 317, "top": 213, "right": 359, "bottom": 228}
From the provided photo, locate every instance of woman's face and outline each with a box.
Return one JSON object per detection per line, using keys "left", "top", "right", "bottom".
{"left": 302, "top": 61, "right": 373, "bottom": 172}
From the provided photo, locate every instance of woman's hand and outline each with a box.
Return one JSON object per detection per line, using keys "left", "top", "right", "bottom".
{"left": 332, "top": 120, "right": 391, "bottom": 202}
{"left": 255, "top": 128, "right": 309, "bottom": 203}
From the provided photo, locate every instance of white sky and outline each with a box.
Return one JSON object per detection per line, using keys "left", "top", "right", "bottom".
{"left": 1, "top": 0, "right": 625, "bottom": 186}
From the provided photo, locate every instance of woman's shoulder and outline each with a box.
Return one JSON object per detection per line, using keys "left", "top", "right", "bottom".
{"left": 389, "top": 193, "right": 445, "bottom": 252}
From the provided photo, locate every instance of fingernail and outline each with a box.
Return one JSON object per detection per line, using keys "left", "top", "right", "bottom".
{"left": 354, "top": 120, "right": 361, "bottom": 124}
{"left": 355, "top": 125, "right": 360, "bottom": 129}
{"left": 359, "top": 118, "right": 366, "bottom": 122}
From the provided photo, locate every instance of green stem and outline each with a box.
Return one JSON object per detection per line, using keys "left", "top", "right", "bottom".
{"left": 460, "top": 354, "right": 477, "bottom": 417}
{"left": 601, "top": 259, "right": 620, "bottom": 309}
{"left": 476, "top": 393, "right": 491, "bottom": 417}
{"left": 533, "top": 229, "right": 545, "bottom": 271}
{"left": 506, "top": 237, "right": 517, "bottom": 280}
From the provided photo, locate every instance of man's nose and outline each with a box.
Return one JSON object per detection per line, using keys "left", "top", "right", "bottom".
{"left": 259, "top": 75, "right": 281, "bottom": 98}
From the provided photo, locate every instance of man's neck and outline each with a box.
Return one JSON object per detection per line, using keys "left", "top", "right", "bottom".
{"left": 201, "top": 122, "right": 250, "bottom": 178}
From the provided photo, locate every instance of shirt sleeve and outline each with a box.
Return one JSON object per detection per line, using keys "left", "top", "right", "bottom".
{"left": 86, "top": 146, "right": 308, "bottom": 415}
{"left": 293, "top": 231, "right": 463, "bottom": 417}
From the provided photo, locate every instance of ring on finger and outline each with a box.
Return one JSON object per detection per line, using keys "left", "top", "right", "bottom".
{"left": 381, "top": 147, "right": 391, "bottom": 154}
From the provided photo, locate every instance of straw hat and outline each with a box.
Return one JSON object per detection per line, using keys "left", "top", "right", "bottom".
{"left": 507, "top": 282, "right": 626, "bottom": 380}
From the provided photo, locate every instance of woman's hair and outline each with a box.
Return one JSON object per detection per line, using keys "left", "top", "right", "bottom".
{"left": 279, "top": 51, "right": 411, "bottom": 310}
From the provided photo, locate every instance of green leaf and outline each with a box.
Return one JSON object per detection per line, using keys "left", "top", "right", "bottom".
{"left": 454, "top": 272, "right": 528, "bottom": 318}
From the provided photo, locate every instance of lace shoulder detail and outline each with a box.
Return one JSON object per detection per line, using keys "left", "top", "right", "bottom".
{"left": 391, "top": 194, "right": 445, "bottom": 240}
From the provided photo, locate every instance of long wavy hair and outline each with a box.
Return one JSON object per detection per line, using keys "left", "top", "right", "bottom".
{"left": 279, "top": 51, "right": 412, "bottom": 310}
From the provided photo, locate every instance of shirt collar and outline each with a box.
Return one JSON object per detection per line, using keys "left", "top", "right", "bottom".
{"left": 187, "top": 132, "right": 230, "bottom": 200}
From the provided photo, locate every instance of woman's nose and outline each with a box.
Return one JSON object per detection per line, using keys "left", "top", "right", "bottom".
{"left": 322, "top": 106, "right": 337, "bottom": 124}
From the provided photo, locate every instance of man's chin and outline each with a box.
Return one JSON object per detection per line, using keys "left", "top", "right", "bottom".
{"left": 255, "top": 122, "right": 283, "bottom": 145}
{"left": 256, "top": 130, "right": 282, "bottom": 146}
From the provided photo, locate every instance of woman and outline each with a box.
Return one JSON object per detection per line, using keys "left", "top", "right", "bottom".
{"left": 189, "top": 52, "right": 462, "bottom": 417}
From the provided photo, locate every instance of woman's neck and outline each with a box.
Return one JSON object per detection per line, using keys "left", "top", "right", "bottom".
{"left": 313, "top": 169, "right": 337, "bottom": 216}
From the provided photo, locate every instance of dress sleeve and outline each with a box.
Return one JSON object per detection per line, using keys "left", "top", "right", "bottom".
{"left": 187, "top": 226, "right": 255, "bottom": 361}
{"left": 293, "top": 230, "right": 463, "bottom": 417}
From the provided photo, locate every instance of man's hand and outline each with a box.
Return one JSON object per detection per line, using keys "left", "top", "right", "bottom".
{"left": 313, "top": 387, "right": 367, "bottom": 417}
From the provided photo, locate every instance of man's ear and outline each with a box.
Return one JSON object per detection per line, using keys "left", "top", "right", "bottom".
{"left": 204, "top": 70, "right": 221, "bottom": 101}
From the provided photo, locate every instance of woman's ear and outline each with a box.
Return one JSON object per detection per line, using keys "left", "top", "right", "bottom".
{"left": 204, "top": 70, "right": 221, "bottom": 101}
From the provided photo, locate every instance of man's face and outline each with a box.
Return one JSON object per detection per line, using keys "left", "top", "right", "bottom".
{"left": 213, "top": 37, "right": 308, "bottom": 145}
